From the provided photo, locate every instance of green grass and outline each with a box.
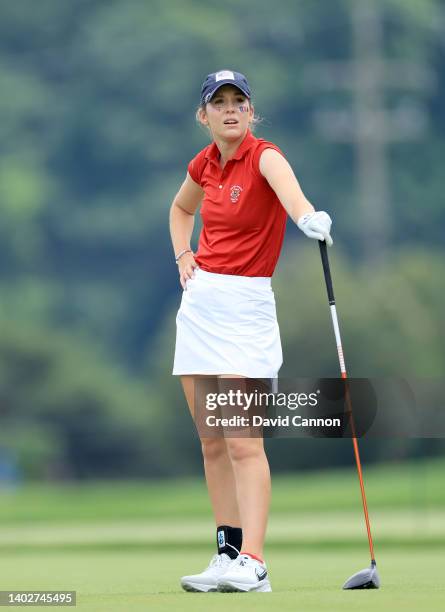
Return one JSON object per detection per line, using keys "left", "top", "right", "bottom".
{"left": 0, "top": 457, "right": 444, "bottom": 610}
{"left": 1, "top": 549, "right": 444, "bottom": 611}
{"left": 0, "top": 508, "right": 444, "bottom": 552}
{"left": 0, "top": 457, "right": 443, "bottom": 524}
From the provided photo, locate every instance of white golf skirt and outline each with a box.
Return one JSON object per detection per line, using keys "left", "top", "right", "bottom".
{"left": 172, "top": 267, "right": 283, "bottom": 378}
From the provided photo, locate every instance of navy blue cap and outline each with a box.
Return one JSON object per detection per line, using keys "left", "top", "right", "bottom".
{"left": 200, "top": 70, "right": 251, "bottom": 105}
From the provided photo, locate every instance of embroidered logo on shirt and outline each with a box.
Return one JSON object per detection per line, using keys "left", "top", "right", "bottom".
{"left": 230, "top": 185, "right": 243, "bottom": 203}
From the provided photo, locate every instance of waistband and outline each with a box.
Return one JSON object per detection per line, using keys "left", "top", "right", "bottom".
{"left": 194, "top": 267, "right": 272, "bottom": 289}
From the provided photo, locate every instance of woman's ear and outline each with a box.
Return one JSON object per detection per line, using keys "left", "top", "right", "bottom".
{"left": 197, "top": 107, "right": 208, "bottom": 126}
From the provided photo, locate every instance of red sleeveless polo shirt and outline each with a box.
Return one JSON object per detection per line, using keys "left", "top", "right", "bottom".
{"left": 187, "top": 130, "right": 287, "bottom": 277}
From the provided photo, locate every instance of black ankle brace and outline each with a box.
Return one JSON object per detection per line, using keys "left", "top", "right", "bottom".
{"left": 216, "top": 525, "right": 242, "bottom": 559}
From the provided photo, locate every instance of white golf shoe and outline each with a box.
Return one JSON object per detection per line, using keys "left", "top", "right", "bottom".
{"left": 217, "top": 553, "right": 272, "bottom": 592}
{"left": 180, "top": 553, "right": 233, "bottom": 592}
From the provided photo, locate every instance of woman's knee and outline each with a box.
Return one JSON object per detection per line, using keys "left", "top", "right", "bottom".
{"left": 225, "top": 438, "right": 264, "bottom": 463}
{"left": 201, "top": 437, "right": 227, "bottom": 462}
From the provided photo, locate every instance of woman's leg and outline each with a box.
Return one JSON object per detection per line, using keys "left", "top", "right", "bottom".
{"left": 180, "top": 375, "right": 241, "bottom": 527}
{"left": 218, "top": 375, "right": 271, "bottom": 560}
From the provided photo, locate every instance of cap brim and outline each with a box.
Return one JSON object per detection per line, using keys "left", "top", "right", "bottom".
{"left": 203, "top": 80, "right": 251, "bottom": 104}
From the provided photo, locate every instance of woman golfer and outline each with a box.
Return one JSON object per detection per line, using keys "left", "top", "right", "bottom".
{"left": 170, "top": 70, "right": 333, "bottom": 593}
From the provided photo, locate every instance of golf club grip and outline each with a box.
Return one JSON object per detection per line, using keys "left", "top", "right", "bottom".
{"left": 318, "top": 240, "right": 335, "bottom": 305}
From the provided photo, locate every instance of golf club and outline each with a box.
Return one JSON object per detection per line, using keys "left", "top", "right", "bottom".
{"left": 318, "top": 240, "right": 381, "bottom": 590}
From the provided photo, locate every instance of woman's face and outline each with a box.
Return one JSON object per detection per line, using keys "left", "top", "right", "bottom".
{"left": 200, "top": 84, "right": 254, "bottom": 141}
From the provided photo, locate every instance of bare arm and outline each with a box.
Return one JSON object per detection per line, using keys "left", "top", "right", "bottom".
{"left": 169, "top": 172, "right": 204, "bottom": 289}
{"left": 259, "top": 148, "right": 314, "bottom": 223}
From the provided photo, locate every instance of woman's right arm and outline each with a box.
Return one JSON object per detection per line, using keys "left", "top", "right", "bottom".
{"left": 169, "top": 172, "right": 204, "bottom": 289}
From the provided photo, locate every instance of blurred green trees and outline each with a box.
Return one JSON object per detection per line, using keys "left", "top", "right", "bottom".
{"left": 0, "top": 322, "right": 170, "bottom": 480}
{"left": 0, "top": 0, "right": 444, "bottom": 479}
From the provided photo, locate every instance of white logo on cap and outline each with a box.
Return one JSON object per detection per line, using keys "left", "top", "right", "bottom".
{"left": 215, "top": 70, "right": 235, "bottom": 81}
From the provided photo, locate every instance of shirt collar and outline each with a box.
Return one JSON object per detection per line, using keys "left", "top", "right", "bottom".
{"left": 205, "top": 129, "right": 256, "bottom": 162}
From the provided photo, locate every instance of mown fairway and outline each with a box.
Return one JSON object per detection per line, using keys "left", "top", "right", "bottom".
{"left": 1, "top": 459, "right": 444, "bottom": 610}
{"left": 1, "top": 548, "right": 444, "bottom": 611}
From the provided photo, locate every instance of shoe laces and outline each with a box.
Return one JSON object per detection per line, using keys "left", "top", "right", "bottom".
{"left": 208, "top": 545, "right": 241, "bottom": 569}
{"left": 208, "top": 553, "right": 228, "bottom": 568}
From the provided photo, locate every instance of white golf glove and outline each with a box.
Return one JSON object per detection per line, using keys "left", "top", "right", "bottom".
{"left": 297, "top": 211, "right": 333, "bottom": 246}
